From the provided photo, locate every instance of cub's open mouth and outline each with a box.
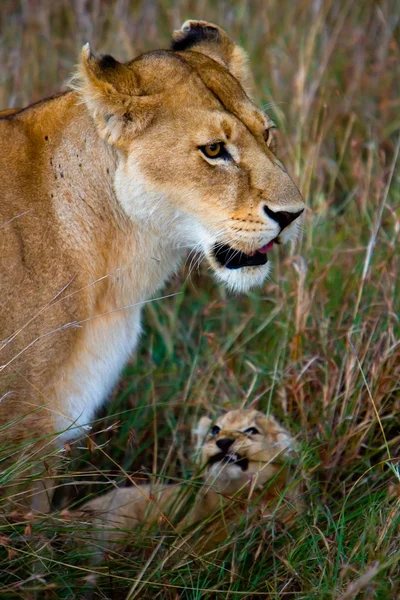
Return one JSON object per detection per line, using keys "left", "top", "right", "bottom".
{"left": 208, "top": 452, "right": 249, "bottom": 471}
{"left": 212, "top": 241, "right": 274, "bottom": 270}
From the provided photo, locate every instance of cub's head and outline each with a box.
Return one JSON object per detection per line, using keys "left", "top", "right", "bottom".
{"left": 194, "top": 409, "right": 295, "bottom": 494}
{"left": 75, "top": 20, "right": 304, "bottom": 292}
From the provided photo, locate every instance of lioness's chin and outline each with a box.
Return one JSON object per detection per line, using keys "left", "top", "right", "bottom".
{"left": 212, "top": 262, "right": 271, "bottom": 293}
{"left": 203, "top": 239, "right": 272, "bottom": 293}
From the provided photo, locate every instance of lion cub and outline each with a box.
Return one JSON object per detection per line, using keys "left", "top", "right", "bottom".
{"left": 79, "top": 409, "right": 304, "bottom": 556}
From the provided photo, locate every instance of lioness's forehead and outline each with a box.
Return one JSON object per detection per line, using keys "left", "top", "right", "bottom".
{"left": 215, "top": 409, "right": 262, "bottom": 429}
{"left": 133, "top": 50, "right": 269, "bottom": 135}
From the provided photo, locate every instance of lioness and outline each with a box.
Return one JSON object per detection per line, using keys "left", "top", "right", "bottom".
{"left": 78, "top": 409, "right": 304, "bottom": 558}
{"left": 0, "top": 21, "right": 304, "bottom": 510}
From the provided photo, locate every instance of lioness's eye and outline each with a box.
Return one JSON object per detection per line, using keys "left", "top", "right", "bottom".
{"left": 211, "top": 425, "right": 221, "bottom": 435}
{"left": 244, "top": 427, "right": 260, "bottom": 435}
{"left": 200, "top": 142, "right": 229, "bottom": 160}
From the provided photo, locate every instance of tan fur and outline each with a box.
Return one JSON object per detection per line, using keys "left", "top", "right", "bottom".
{"left": 0, "top": 21, "right": 304, "bottom": 510}
{"left": 78, "top": 409, "right": 304, "bottom": 558}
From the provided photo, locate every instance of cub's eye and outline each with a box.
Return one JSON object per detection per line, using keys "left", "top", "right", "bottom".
{"left": 244, "top": 427, "right": 260, "bottom": 435}
{"left": 200, "top": 142, "right": 229, "bottom": 160}
{"left": 211, "top": 425, "right": 221, "bottom": 436}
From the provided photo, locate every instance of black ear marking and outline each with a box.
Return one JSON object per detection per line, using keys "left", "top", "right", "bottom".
{"left": 171, "top": 24, "right": 220, "bottom": 52}
{"left": 98, "top": 54, "right": 119, "bottom": 70}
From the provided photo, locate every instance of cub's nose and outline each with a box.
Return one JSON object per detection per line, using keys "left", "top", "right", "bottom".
{"left": 216, "top": 438, "right": 235, "bottom": 452}
{"left": 264, "top": 206, "right": 304, "bottom": 231}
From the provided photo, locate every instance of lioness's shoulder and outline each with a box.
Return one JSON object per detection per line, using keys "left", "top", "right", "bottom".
{"left": 0, "top": 91, "right": 71, "bottom": 122}
{"left": 0, "top": 108, "right": 21, "bottom": 118}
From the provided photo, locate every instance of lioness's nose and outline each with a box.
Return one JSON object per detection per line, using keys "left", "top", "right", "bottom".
{"left": 264, "top": 206, "right": 304, "bottom": 231}
{"left": 216, "top": 438, "right": 235, "bottom": 452}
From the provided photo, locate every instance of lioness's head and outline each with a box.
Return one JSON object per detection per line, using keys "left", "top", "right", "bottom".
{"left": 75, "top": 20, "right": 304, "bottom": 292}
{"left": 194, "top": 409, "right": 295, "bottom": 494}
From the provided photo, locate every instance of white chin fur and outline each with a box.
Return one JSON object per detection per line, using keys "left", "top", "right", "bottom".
{"left": 208, "top": 462, "right": 245, "bottom": 483}
{"left": 211, "top": 262, "right": 271, "bottom": 293}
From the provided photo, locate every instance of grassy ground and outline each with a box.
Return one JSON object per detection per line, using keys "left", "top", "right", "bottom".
{"left": 1, "top": 0, "right": 399, "bottom": 598}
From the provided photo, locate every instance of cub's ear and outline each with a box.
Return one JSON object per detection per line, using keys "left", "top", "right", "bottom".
{"left": 72, "top": 44, "right": 158, "bottom": 148}
{"left": 192, "top": 416, "right": 212, "bottom": 451}
{"left": 171, "top": 20, "right": 252, "bottom": 93}
{"left": 256, "top": 414, "right": 295, "bottom": 454}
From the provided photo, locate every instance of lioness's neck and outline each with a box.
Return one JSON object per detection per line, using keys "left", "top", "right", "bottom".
{"left": 37, "top": 92, "right": 182, "bottom": 304}
{"left": 1, "top": 91, "right": 184, "bottom": 439}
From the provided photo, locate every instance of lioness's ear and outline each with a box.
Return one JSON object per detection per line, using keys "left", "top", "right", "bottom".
{"left": 171, "top": 20, "right": 252, "bottom": 93}
{"left": 72, "top": 44, "right": 158, "bottom": 148}
{"left": 192, "top": 416, "right": 212, "bottom": 451}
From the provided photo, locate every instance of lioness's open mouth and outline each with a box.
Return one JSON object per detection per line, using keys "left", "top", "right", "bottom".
{"left": 212, "top": 241, "right": 273, "bottom": 270}
{"left": 208, "top": 452, "right": 249, "bottom": 471}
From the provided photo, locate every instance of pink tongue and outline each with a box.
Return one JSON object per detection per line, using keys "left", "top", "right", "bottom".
{"left": 257, "top": 241, "right": 274, "bottom": 254}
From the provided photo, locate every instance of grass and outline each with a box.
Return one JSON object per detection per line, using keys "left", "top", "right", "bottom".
{"left": 0, "top": 0, "right": 399, "bottom": 598}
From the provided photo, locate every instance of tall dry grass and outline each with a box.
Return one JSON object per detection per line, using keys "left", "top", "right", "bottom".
{"left": 0, "top": 1, "right": 399, "bottom": 598}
